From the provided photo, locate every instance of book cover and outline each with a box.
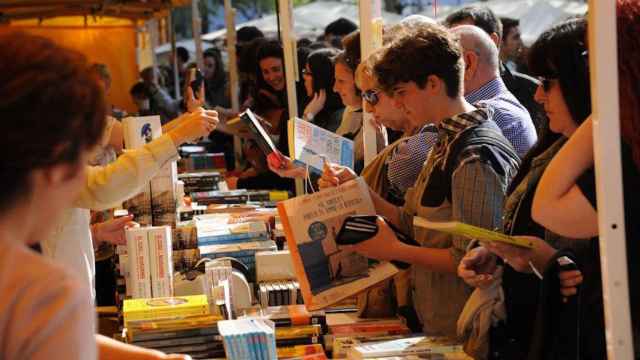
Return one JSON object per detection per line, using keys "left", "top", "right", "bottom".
{"left": 240, "top": 109, "right": 280, "bottom": 159}
{"left": 123, "top": 295, "right": 209, "bottom": 323}
{"left": 255, "top": 250, "right": 296, "bottom": 282}
{"left": 347, "top": 336, "right": 463, "bottom": 359}
{"left": 126, "top": 227, "right": 152, "bottom": 299}
{"left": 277, "top": 178, "right": 399, "bottom": 310}
{"left": 275, "top": 325, "right": 322, "bottom": 340}
{"left": 288, "top": 117, "right": 355, "bottom": 174}
{"left": 122, "top": 115, "right": 162, "bottom": 149}
{"left": 151, "top": 162, "right": 178, "bottom": 227}
{"left": 413, "top": 217, "right": 534, "bottom": 248}
{"left": 148, "top": 226, "right": 174, "bottom": 298}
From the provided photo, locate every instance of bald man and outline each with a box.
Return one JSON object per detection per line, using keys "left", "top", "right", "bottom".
{"left": 452, "top": 25, "right": 537, "bottom": 157}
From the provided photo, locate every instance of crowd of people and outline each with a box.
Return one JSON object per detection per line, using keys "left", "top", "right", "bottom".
{"left": 1, "top": 1, "right": 640, "bottom": 359}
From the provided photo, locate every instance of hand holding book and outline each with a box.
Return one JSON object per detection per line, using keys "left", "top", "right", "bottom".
{"left": 484, "top": 235, "right": 557, "bottom": 275}
{"left": 318, "top": 160, "right": 357, "bottom": 189}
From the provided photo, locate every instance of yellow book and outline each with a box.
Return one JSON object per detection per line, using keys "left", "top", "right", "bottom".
{"left": 413, "top": 217, "right": 534, "bottom": 248}
{"left": 123, "top": 295, "right": 210, "bottom": 323}
{"left": 276, "top": 344, "right": 324, "bottom": 358}
{"left": 275, "top": 324, "right": 322, "bottom": 340}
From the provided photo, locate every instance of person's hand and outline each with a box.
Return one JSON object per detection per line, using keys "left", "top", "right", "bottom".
{"left": 167, "top": 108, "right": 219, "bottom": 146}
{"left": 559, "top": 269, "right": 583, "bottom": 302}
{"left": 458, "top": 246, "right": 498, "bottom": 288}
{"left": 341, "top": 217, "right": 407, "bottom": 261}
{"left": 185, "top": 85, "right": 205, "bottom": 113}
{"left": 268, "top": 154, "right": 307, "bottom": 179}
{"left": 161, "top": 355, "right": 192, "bottom": 360}
{"left": 92, "top": 215, "right": 136, "bottom": 246}
{"left": 318, "top": 161, "right": 356, "bottom": 189}
{"left": 303, "top": 90, "right": 327, "bottom": 120}
{"left": 485, "top": 235, "right": 556, "bottom": 274}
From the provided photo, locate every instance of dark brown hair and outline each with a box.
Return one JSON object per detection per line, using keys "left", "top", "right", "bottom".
{"left": 617, "top": 0, "right": 640, "bottom": 170}
{"left": 0, "top": 32, "right": 106, "bottom": 212}
{"left": 373, "top": 24, "right": 464, "bottom": 98}
{"left": 335, "top": 31, "right": 361, "bottom": 74}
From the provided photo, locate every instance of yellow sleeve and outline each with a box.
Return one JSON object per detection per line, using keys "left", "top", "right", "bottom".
{"left": 75, "top": 134, "right": 179, "bottom": 211}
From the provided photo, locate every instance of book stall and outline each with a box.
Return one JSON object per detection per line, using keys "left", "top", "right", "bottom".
{"left": 3, "top": 0, "right": 631, "bottom": 359}
{"left": 96, "top": 101, "right": 476, "bottom": 360}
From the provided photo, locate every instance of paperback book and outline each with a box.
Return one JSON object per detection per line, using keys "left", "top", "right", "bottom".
{"left": 288, "top": 117, "right": 355, "bottom": 174}
{"left": 413, "top": 217, "right": 534, "bottom": 248}
{"left": 277, "top": 177, "right": 399, "bottom": 310}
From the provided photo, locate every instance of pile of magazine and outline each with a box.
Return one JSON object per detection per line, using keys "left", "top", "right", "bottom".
{"left": 123, "top": 295, "right": 224, "bottom": 359}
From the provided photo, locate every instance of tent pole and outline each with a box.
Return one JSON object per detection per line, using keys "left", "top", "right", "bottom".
{"left": 358, "top": 0, "right": 385, "bottom": 166}
{"left": 224, "top": 0, "right": 244, "bottom": 169}
{"left": 168, "top": 11, "right": 180, "bottom": 98}
{"left": 277, "top": 0, "right": 303, "bottom": 196}
{"left": 191, "top": 0, "right": 204, "bottom": 70}
{"left": 589, "top": 0, "right": 634, "bottom": 357}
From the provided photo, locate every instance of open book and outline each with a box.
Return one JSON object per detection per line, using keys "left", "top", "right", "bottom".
{"left": 288, "top": 117, "right": 354, "bottom": 174}
{"left": 277, "top": 177, "right": 399, "bottom": 311}
{"left": 413, "top": 217, "right": 534, "bottom": 248}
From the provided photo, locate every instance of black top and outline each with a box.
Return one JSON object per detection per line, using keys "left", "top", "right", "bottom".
{"left": 576, "top": 142, "right": 640, "bottom": 355}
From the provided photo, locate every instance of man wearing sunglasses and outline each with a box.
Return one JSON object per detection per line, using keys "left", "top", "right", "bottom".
{"left": 356, "top": 57, "right": 438, "bottom": 207}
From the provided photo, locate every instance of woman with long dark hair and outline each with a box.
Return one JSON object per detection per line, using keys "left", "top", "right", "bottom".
{"left": 302, "top": 48, "right": 344, "bottom": 132}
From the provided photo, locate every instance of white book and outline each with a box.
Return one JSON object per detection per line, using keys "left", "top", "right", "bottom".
{"left": 348, "top": 336, "right": 462, "bottom": 359}
{"left": 255, "top": 250, "right": 296, "bottom": 282}
{"left": 126, "top": 227, "right": 152, "bottom": 298}
{"left": 147, "top": 226, "right": 174, "bottom": 298}
{"left": 259, "top": 283, "right": 268, "bottom": 308}
{"left": 122, "top": 115, "right": 162, "bottom": 149}
{"left": 288, "top": 117, "right": 355, "bottom": 173}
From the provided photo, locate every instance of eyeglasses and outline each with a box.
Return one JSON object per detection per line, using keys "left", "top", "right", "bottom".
{"left": 302, "top": 68, "right": 312, "bottom": 77}
{"left": 361, "top": 89, "right": 379, "bottom": 106}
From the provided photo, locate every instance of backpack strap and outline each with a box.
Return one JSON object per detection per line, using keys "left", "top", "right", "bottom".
{"left": 443, "top": 123, "right": 520, "bottom": 201}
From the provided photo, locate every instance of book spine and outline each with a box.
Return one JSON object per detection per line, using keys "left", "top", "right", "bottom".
{"left": 126, "top": 228, "right": 152, "bottom": 299}
{"left": 197, "top": 231, "right": 269, "bottom": 245}
{"left": 148, "top": 226, "right": 174, "bottom": 298}
{"left": 131, "top": 326, "right": 218, "bottom": 342}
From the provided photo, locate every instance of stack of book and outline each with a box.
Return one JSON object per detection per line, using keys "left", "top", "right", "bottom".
{"left": 123, "top": 295, "right": 224, "bottom": 359}
{"left": 126, "top": 226, "right": 173, "bottom": 299}
{"left": 257, "top": 280, "right": 303, "bottom": 307}
{"left": 195, "top": 214, "right": 276, "bottom": 279}
{"left": 121, "top": 116, "right": 179, "bottom": 227}
{"left": 239, "top": 305, "right": 328, "bottom": 357}
{"left": 171, "top": 224, "right": 199, "bottom": 273}
{"left": 178, "top": 153, "right": 226, "bottom": 173}
{"left": 324, "top": 313, "right": 411, "bottom": 358}
{"left": 218, "top": 318, "right": 277, "bottom": 360}
{"left": 178, "top": 172, "right": 225, "bottom": 194}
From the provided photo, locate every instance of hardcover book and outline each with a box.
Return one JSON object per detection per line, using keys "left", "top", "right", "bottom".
{"left": 277, "top": 177, "right": 399, "bottom": 310}
{"left": 288, "top": 117, "right": 354, "bottom": 174}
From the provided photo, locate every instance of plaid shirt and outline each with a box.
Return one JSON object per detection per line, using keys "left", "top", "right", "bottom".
{"left": 386, "top": 125, "right": 438, "bottom": 200}
{"left": 466, "top": 77, "right": 538, "bottom": 157}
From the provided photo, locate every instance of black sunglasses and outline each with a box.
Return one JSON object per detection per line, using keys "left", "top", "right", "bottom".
{"left": 362, "top": 89, "right": 379, "bottom": 106}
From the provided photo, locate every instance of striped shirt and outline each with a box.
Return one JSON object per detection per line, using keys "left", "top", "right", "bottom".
{"left": 466, "top": 77, "right": 537, "bottom": 158}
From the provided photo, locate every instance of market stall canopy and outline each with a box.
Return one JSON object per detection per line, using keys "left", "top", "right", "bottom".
{"left": 425, "top": 0, "right": 588, "bottom": 46}
{"left": 200, "top": 0, "right": 403, "bottom": 42}
{"left": 0, "top": 0, "right": 191, "bottom": 22}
